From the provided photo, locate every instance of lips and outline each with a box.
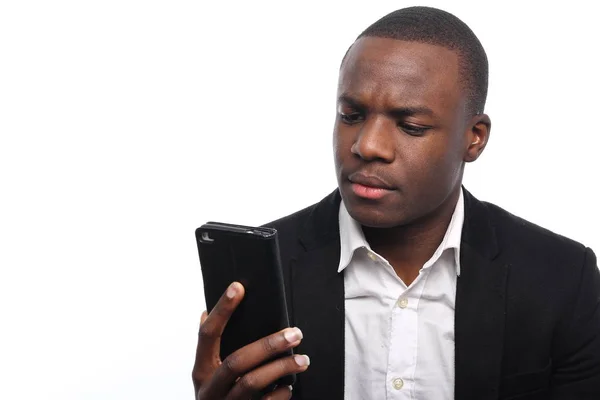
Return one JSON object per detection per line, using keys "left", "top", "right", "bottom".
{"left": 348, "top": 172, "right": 395, "bottom": 200}
{"left": 348, "top": 172, "right": 395, "bottom": 190}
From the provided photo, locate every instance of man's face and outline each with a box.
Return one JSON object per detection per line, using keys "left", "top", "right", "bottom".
{"left": 334, "top": 37, "right": 476, "bottom": 228}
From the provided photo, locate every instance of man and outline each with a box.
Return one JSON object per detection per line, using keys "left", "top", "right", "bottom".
{"left": 192, "top": 6, "right": 600, "bottom": 400}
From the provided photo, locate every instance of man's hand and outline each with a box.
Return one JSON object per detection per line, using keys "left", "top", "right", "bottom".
{"left": 192, "top": 282, "right": 309, "bottom": 399}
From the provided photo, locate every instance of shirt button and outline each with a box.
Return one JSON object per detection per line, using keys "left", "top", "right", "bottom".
{"left": 397, "top": 298, "right": 408, "bottom": 309}
{"left": 392, "top": 377, "right": 404, "bottom": 390}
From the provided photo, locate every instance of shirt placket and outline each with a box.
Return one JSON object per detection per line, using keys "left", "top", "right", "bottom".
{"left": 386, "top": 284, "right": 419, "bottom": 400}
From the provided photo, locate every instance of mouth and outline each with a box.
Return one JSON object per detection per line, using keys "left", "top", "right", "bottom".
{"left": 348, "top": 172, "right": 395, "bottom": 200}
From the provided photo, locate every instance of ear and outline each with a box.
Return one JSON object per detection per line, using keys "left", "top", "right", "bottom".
{"left": 464, "top": 114, "right": 491, "bottom": 163}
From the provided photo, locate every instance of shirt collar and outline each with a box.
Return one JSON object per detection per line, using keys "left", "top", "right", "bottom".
{"left": 337, "top": 188, "right": 465, "bottom": 276}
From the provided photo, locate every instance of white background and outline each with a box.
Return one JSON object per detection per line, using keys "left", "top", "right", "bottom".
{"left": 1, "top": 1, "right": 598, "bottom": 399}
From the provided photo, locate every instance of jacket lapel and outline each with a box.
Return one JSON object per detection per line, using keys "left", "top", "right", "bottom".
{"left": 291, "top": 190, "right": 345, "bottom": 400}
{"left": 455, "top": 189, "right": 509, "bottom": 399}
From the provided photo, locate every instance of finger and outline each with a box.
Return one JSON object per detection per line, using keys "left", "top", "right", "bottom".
{"left": 226, "top": 354, "right": 309, "bottom": 399}
{"left": 193, "top": 310, "right": 209, "bottom": 385}
{"left": 261, "top": 385, "right": 292, "bottom": 400}
{"left": 202, "top": 327, "right": 303, "bottom": 398}
{"left": 197, "top": 282, "right": 245, "bottom": 351}
{"left": 193, "top": 282, "right": 245, "bottom": 379}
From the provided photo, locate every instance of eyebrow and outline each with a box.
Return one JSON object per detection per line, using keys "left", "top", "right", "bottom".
{"left": 338, "top": 94, "right": 435, "bottom": 117}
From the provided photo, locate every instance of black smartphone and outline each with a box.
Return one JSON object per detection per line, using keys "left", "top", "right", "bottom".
{"left": 195, "top": 221, "right": 295, "bottom": 386}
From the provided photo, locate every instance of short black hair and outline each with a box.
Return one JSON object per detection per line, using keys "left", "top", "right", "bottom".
{"left": 351, "top": 6, "right": 488, "bottom": 115}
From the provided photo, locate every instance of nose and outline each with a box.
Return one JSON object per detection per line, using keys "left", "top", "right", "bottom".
{"left": 351, "top": 116, "right": 395, "bottom": 162}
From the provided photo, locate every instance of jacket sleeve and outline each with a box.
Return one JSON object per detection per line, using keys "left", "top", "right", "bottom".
{"left": 551, "top": 248, "right": 600, "bottom": 399}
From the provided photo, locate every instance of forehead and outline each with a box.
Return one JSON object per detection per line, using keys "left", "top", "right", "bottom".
{"left": 339, "top": 37, "right": 463, "bottom": 109}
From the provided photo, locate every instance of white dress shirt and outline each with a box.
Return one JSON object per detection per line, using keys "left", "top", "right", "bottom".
{"left": 339, "top": 190, "right": 464, "bottom": 400}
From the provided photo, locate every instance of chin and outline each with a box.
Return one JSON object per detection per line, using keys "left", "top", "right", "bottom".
{"left": 342, "top": 193, "right": 410, "bottom": 229}
{"left": 351, "top": 208, "right": 409, "bottom": 228}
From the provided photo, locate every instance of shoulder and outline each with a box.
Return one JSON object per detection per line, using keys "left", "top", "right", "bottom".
{"left": 484, "top": 200, "right": 583, "bottom": 248}
{"left": 262, "top": 201, "right": 318, "bottom": 241}
{"left": 484, "top": 200, "right": 588, "bottom": 262}
{"left": 258, "top": 190, "right": 340, "bottom": 290}
{"left": 261, "top": 189, "right": 341, "bottom": 242}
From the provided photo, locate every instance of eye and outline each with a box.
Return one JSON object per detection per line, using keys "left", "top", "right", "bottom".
{"left": 339, "top": 112, "right": 364, "bottom": 125}
{"left": 337, "top": 103, "right": 365, "bottom": 125}
{"left": 398, "top": 122, "right": 429, "bottom": 136}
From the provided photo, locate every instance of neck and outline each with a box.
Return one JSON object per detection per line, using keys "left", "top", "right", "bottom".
{"left": 362, "top": 186, "right": 461, "bottom": 284}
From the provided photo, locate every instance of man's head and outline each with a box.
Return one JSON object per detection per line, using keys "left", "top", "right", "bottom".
{"left": 334, "top": 6, "right": 491, "bottom": 228}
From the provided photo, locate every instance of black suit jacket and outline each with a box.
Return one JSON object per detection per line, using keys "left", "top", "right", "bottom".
{"left": 265, "top": 188, "right": 600, "bottom": 400}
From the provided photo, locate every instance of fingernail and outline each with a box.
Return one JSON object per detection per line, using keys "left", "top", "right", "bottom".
{"left": 294, "top": 354, "right": 310, "bottom": 367}
{"left": 226, "top": 282, "right": 238, "bottom": 299}
{"left": 284, "top": 327, "right": 303, "bottom": 343}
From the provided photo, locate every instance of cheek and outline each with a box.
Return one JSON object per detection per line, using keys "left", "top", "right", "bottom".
{"left": 401, "top": 136, "right": 463, "bottom": 189}
{"left": 333, "top": 126, "right": 353, "bottom": 164}
{"left": 428, "top": 147, "right": 464, "bottom": 201}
